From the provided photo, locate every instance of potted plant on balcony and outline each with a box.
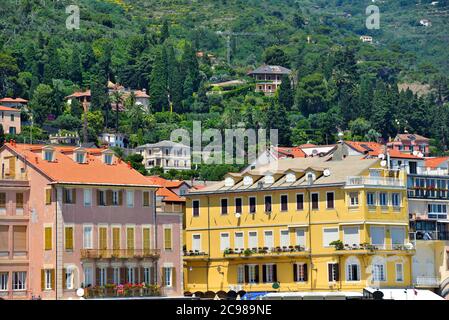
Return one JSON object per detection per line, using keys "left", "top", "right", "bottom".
{"left": 329, "top": 240, "right": 344, "bottom": 250}
{"left": 223, "top": 248, "right": 232, "bottom": 256}
{"left": 294, "top": 245, "right": 302, "bottom": 252}
{"left": 243, "top": 248, "right": 253, "bottom": 257}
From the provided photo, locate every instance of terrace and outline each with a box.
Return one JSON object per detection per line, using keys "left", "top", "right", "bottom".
{"left": 80, "top": 249, "right": 160, "bottom": 260}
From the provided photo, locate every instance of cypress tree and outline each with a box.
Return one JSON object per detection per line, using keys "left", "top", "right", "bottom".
{"left": 278, "top": 74, "right": 294, "bottom": 110}
{"left": 149, "top": 46, "right": 169, "bottom": 112}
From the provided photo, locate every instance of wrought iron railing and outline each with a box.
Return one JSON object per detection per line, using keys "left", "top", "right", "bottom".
{"left": 80, "top": 249, "right": 160, "bottom": 259}
{"left": 347, "top": 176, "right": 405, "bottom": 187}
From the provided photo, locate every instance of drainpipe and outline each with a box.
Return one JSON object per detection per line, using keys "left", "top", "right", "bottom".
{"left": 206, "top": 195, "right": 211, "bottom": 292}
{"left": 307, "top": 187, "right": 313, "bottom": 291}
{"left": 153, "top": 190, "right": 158, "bottom": 286}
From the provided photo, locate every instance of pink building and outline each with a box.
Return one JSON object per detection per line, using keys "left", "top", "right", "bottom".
{"left": 0, "top": 106, "right": 21, "bottom": 135}
{"left": 0, "top": 142, "right": 182, "bottom": 299}
{"left": 387, "top": 134, "right": 430, "bottom": 157}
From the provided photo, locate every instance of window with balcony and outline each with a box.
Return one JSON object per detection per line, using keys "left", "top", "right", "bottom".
{"left": 12, "top": 272, "right": 26, "bottom": 291}
{"left": 0, "top": 226, "right": 8, "bottom": 256}
{"left": 192, "top": 234, "right": 201, "bottom": 252}
{"left": 264, "top": 231, "right": 273, "bottom": 248}
{"left": 98, "top": 268, "right": 107, "bottom": 286}
{"left": 367, "top": 192, "right": 376, "bottom": 206}
{"left": 234, "top": 232, "right": 244, "bottom": 250}
{"left": 0, "top": 272, "right": 8, "bottom": 291}
{"left": 379, "top": 192, "right": 388, "bottom": 206}
{"left": 143, "top": 227, "right": 151, "bottom": 253}
{"left": 220, "top": 233, "right": 230, "bottom": 251}
{"left": 263, "top": 264, "right": 277, "bottom": 283}
{"left": 343, "top": 227, "right": 360, "bottom": 246}
{"left": 296, "top": 229, "right": 305, "bottom": 248}
{"left": 16, "top": 193, "right": 23, "bottom": 210}
{"left": 294, "top": 263, "right": 307, "bottom": 282}
{"left": 83, "top": 226, "right": 93, "bottom": 249}
{"left": 248, "top": 231, "right": 258, "bottom": 249}
{"left": 428, "top": 203, "right": 447, "bottom": 219}
{"left": 370, "top": 226, "right": 385, "bottom": 249}
{"left": 143, "top": 267, "right": 152, "bottom": 285}
{"left": 0, "top": 193, "right": 5, "bottom": 214}
{"left": 126, "top": 267, "right": 135, "bottom": 284}
{"left": 391, "top": 227, "right": 405, "bottom": 246}
{"left": 392, "top": 193, "right": 401, "bottom": 207}
{"left": 323, "top": 228, "right": 339, "bottom": 247}
{"left": 280, "top": 230, "right": 289, "bottom": 247}
{"left": 84, "top": 267, "right": 93, "bottom": 287}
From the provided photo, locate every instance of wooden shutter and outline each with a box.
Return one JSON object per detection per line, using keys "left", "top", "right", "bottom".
{"left": 143, "top": 228, "right": 150, "bottom": 251}
{"left": 65, "top": 227, "right": 73, "bottom": 250}
{"left": 303, "top": 264, "right": 308, "bottom": 282}
{"left": 45, "top": 189, "right": 52, "bottom": 205}
{"left": 172, "top": 268, "right": 176, "bottom": 288}
{"left": 293, "top": 264, "right": 298, "bottom": 282}
{"left": 262, "top": 265, "right": 267, "bottom": 283}
{"left": 164, "top": 228, "right": 172, "bottom": 250}
{"left": 99, "top": 227, "right": 107, "bottom": 250}
{"left": 118, "top": 190, "right": 123, "bottom": 206}
{"left": 143, "top": 192, "right": 149, "bottom": 207}
{"left": 41, "top": 269, "right": 45, "bottom": 290}
{"left": 45, "top": 227, "right": 52, "bottom": 250}
{"left": 106, "top": 190, "right": 113, "bottom": 206}
{"left": 244, "top": 265, "right": 249, "bottom": 284}
{"left": 72, "top": 189, "right": 77, "bottom": 204}
{"left": 9, "top": 157, "right": 16, "bottom": 178}
{"left": 13, "top": 226, "right": 26, "bottom": 251}
{"left": 16, "top": 193, "right": 23, "bottom": 208}
{"left": 254, "top": 265, "right": 259, "bottom": 283}
{"left": 0, "top": 226, "right": 8, "bottom": 251}
{"left": 95, "top": 268, "right": 101, "bottom": 286}
{"left": 107, "top": 268, "right": 114, "bottom": 284}
{"left": 63, "top": 269, "right": 67, "bottom": 289}
{"left": 0, "top": 193, "right": 6, "bottom": 208}
{"left": 51, "top": 269, "right": 55, "bottom": 289}
{"left": 273, "top": 265, "right": 277, "bottom": 283}
{"left": 127, "top": 228, "right": 134, "bottom": 250}
{"left": 113, "top": 228, "right": 120, "bottom": 251}
{"left": 328, "top": 264, "right": 333, "bottom": 282}
{"left": 335, "top": 263, "right": 340, "bottom": 281}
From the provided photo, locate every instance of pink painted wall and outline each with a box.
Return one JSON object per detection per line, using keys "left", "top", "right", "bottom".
{"left": 0, "top": 110, "right": 21, "bottom": 135}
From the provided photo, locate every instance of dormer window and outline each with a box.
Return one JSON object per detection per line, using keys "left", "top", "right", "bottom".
{"left": 44, "top": 150, "right": 54, "bottom": 162}
{"left": 75, "top": 152, "right": 85, "bottom": 164}
{"left": 243, "top": 176, "right": 253, "bottom": 186}
{"left": 286, "top": 173, "right": 296, "bottom": 183}
{"left": 104, "top": 154, "right": 113, "bottom": 165}
{"left": 224, "top": 177, "right": 235, "bottom": 187}
{"left": 306, "top": 172, "right": 316, "bottom": 185}
{"left": 264, "top": 175, "right": 274, "bottom": 184}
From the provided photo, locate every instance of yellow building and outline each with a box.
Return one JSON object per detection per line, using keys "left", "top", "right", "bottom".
{"left": 184, "top": 152, "right": 414, "bottom": 294}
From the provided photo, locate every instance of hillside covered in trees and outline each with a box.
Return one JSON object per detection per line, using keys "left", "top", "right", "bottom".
{"left": 1, "top": 0, "right": 449, "bottom": 179}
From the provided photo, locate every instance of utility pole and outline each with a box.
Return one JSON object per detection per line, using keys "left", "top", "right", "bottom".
{"left": 216, "top": 31, "right": 265, "bottom": 65}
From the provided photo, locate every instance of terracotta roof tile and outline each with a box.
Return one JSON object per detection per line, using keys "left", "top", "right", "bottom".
{"left": 425, "top": 157, "right": 449, "bottom": 168}
{"left": 0, "top": 97, "right": 28, "bottom": 103}
{"left": 0, "top": 105, "right": 21, "bottom": 112}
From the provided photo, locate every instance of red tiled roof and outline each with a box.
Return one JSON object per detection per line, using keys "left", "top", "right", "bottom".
{"left": 0, "top": 97, "right": 28, "bottom": 103}
{"left": 3, "top": 143, "right": 157, "bottom": 187}
{"left": 395, "top": 134, "right": 429, "bottom": 142}
{"left": 0, "top": 105, "right": 21, "bottom": 112}
{"left": 275, "top": 147, "right": 306, "bottom": 158}
{"left": 156, "top": 187, "right": 185, "bottom": 202}
{"left": 388, "top": 149, "right": 424, "bottom": 159}
{"left": 298, "top": 143, "right": 317, "bottom": 148}
{"left": 144, "top": 176, "right": 186, "bottom": 202}
{"left": 134, "top": 90, "right": 150, "bottom": 98}
{"left": 425, "top": 157, "right": 449, "bottom": 168}
{"left": 344, "top": 141, "right": 385, "bottom": 156}
{"left": 65, "top": 90, "right": 91, "bottom": 99}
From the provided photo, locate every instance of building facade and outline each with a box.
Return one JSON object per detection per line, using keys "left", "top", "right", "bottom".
{"left": 136, "top": 141, "right": 191, "bottom": 172}
{"left": 0, "top": 106, "right": 21, "bottom": 135}
{"left": 387, "top": 134, "right": 430, "bottom": 157}
{"left": 0, "top": 98, "right": 28, "bottom": 109}
{"left": 248, "top": 65, "right": 292, "bottom": 95}
{"left": 99, "top": 132, "right": 127, "bottom": 149}
{"left": 0, "top": 142, "right": 181, "bottom": 299}
{"left": 184, "top": 153, "right": 414, "bottom": 295}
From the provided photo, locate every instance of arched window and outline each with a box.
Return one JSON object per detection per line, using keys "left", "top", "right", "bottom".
{"left": 371, "top": 256, "right": 387, "bottom": 282}
{"left": 345, "top": 256, "right": 361, "bottom": 282}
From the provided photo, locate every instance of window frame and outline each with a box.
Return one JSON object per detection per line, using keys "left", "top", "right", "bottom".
{"left": 311, "top": 192, "right": 319, "bottom": 210}
{"left": 296, "top": 193, "right": 304, "bottom": 211}
{"left": 280, "top": 194, "right": 288, "bottom": 212}
{"left": 192, "top": 200, "right": 200, "bottom": 217}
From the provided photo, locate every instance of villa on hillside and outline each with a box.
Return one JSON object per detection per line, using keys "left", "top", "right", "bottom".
{"left": 136, "top": 141, "right": 191, "bottom": 172}
{"left": 248, "top": 65, "right": 292, "bottom": 95}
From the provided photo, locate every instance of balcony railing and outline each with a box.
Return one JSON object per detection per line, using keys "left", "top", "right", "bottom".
{"left": 80, "top": 249, "right": 160, "bottom": 260}
{"left": 157, "top": 203, "right": 184, "bottom": 213}
{"left": 412, "top": 231, "right": 449, "bottom": 241}
{"left": 333, "top": 243, "right": 414, "bottom": 252}
{"left": 224, "top": 246, "right": 308, "bottom": 257}
{"left": 84, "top": 284, "right": 161, "bottom": 299}
{"left": 415, "top": 277, "right": 440, "bottom": 288}
{"left": 346, "top": 176, "right": 405, "bottom": 187}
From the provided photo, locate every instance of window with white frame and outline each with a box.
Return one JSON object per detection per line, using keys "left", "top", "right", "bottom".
{"left": 248, "top": 231, "right": 258, "bottom": 248}
{"left": 343, "top": 227, "right": 360, "bottom": 246}
{"left": 391, "top": 193, "right": 401, "bottom": 207}
{"left": 349, "top": 192, "right": 359, "bottom": 207}
{"left": 379, "top": 192, "right": 388, "bottom": 206}
{"left": 370, "top": 226, "right": 385, "bottom": 249}
{"left": 144, "top": 267, "right": 152, "bottom": 285}
{"left": 372, "top": 263, "right": 386, "bottom": 282}
{"left": 280, "top": 230, "right": 289, "bottom": 247}
{"left": 65, "top": 268, "right": 74, "bottom": 289}
{"left": 264, "top": 231, "right": 273, "bottom": 248}
{"left": 366, "top": 192, "right": 376, "bottom": 206}
{"left": 84, "top": 267, "right": 93, "bottom": 287}
{"left": 112, "top": 191, "right": 120, "bottom": 206}
{"left": 345, "top": 257, "right": 360, "bottom": 282}
{"left": 323, "top": 228, "right": 339, "bottom": 247}
{"left": 296, "top": 229, "right": 305, "bottom": 248}
{"left": 264, "top": 264, "right": 275, "bottom": 283}
{"left": 395, "top": 263, "right": 404, "bottom": 282}
{"left": 76, "top": 152, "right": 85, "bottom": 164}
{"left": 83, "top": 189, "right": 91, "bottom": 207}
{"left": 83, "top": 226, "right": 93, "bottom": 249}
{"left": 163, "top": 267, "right": 172, "bottom": 287}
{"left": 237, "top": 265, "right": 245, "bottom": 284}
{"left": 328, "top": 263, "right": 339, "bottom": 282}
{"left": 113, "top": 268, "right": 120, "bottom": 285}
{"left": 234, "top": 232, "right": 244, "bottom": 250}
{"left": 127, "top": 267, "right": 135, "bottom": 284}
{"left": 192, "top": 200, "right": 200, "bottom": 217}
{"left": 248, "top": 265, "right": 257, "bottom": 283}
{"left": 221, "top": 198, "right": 228, "bottom": 215}
{"left": 104, "top": 154, "right": 113, "bottom": 165}
{"left": 428, "top": 203, "right": 447, "bottom": 219}
{"left": 99, "top": 268, "right": 107, "bottom": 286}
{"left": 326, "top": 192, "right": 335, "bottom": 209}
{"left": 45, "top": 269, "right": 52, "bottom": 290}
{"left": 192, "top": 234, "right": 201, "bottom": 252}
{"left": 280, "top": 195, "right": 288, "bottom": 211}
{"left": 126, "top": 191, "right": 134, "bottom": 208}
{"left": 220, "top": 233, "right": 230, "bottom": 251}
{"left": 0, "top": 272, "right": 7, "bottom": 291}
{"left": 391, "top": 227, "right": 405, "bottom": 246}
{"left": 12, "top": 272, "right": 26, "bottom": 290}
{"left": 294, "top": 263, "right": 307, "bottom": 282}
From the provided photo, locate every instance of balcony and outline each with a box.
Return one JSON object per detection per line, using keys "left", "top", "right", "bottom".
{"left": 80, "top": 249, "right": 160, "bottom": 260}
{"left": 223, "top": 246, "right": 309, "bottom": 259}
{"left": 183, "top": 251, "right": 209, "bottom": 261}
{"left": 346, "top": 176, "right": 405, "bottom": 188}
{"left": 157, "top": 203, "right": 184, "bottom": 213}
{"left": 411, "top": 231, "right": 449, "bottom": 241}
{"left": 331, "top": 242, "right": 415, "bottom": 255}
{"left": 415, "top": 277, "right": 440, "bottom": 288}
{"left": 84, "top": 284, "right": 161, "bottom": 299}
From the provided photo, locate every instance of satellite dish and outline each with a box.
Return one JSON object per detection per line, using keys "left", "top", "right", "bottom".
{"left": 412, "top": 151, "right": 419, "bottom": 156}
{"left": 312, "top": 149, "right": 318, "bottom": 155}
{"left": 323, "top": 169, "right": 331, "bottom": 177}
{"left": 405, "top": 243, "right": 414, "bottom": 250}
{"left": 378, "top": 154, "right": 385, "bottom": 160}
{"left": 380, "top": 160, "right": 387, "bottom": 167}
{"left": 76, "top": 288, "right": 85, "bottom": 297}
{"left": 235, "top": 213, "right": 241, "bottom": 219}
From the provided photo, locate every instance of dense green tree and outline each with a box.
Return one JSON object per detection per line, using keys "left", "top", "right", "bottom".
{"left": 263, "top": 47, "right": 290, "bottom": 67}
{"left": 277, "top": 74, "right": 294, "bottom": 110}
{"left": 149, "top": 46, "right": 169, "bottom": 112}
{"left": 295, "top": 73, "right": 329, "bottom": 116}
{"left": 29, "top": 84, "right": 54, "bottom": 125}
